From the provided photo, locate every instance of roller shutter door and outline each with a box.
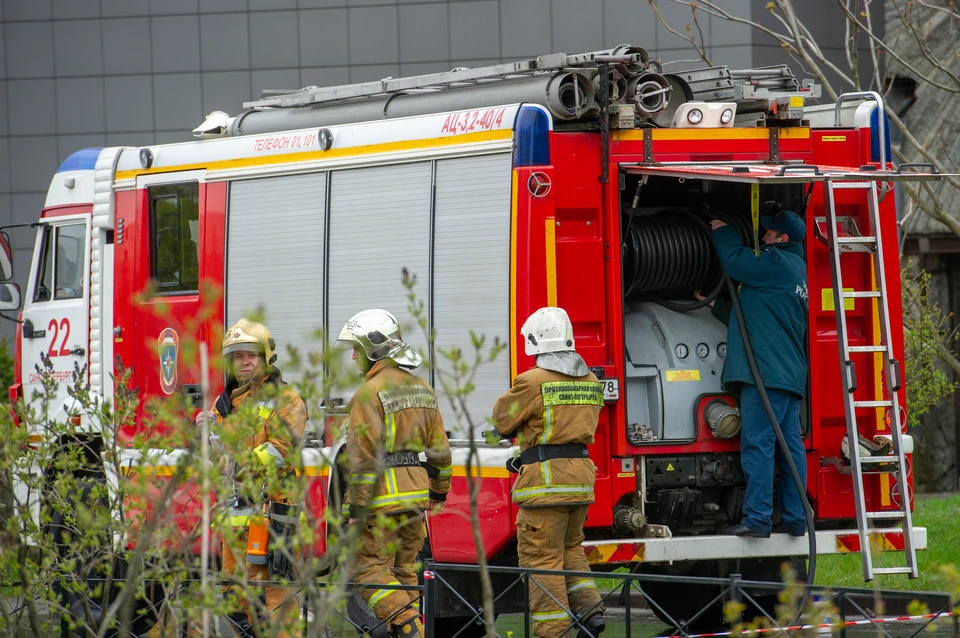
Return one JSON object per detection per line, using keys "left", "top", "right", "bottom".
{"left": 327, "top": 163, "right": 432, "bottom": 395}
{"left": 433, "top": 154, "right": 512, "bottom": 439}
{"left": 226, "top": 174, "right": 326, "bottom": 382}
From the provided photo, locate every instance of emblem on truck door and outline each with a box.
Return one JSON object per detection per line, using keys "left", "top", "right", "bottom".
{"left": 158, "top": 328, "right": 180, "bottom": 395}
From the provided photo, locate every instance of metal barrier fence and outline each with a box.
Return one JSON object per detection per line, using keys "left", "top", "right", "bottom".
{"left": 422, "top": 561, "right": 958, "bottom": 638}
{"left": 7, "top": 564, "right": 956, "bottom": 637}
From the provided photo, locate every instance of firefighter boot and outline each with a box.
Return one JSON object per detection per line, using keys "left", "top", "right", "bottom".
{"left": 391, "top": 616, "right": 423, "bottom": 637}
{"left": 226, "top": 611, "right": 255, "bottom": 638}
{"left": 574, "top": 612, "right": 606, "bottom": 638}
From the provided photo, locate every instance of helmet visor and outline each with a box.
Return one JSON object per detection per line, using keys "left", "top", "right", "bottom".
{"left": 334, "top": 336, "right": 360, "bottom": 351}
{"left": 223, "top": 342, "right": 262, "bottom": 356}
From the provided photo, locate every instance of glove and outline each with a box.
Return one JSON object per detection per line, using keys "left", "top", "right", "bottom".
{"left": 505, "top": 456, "right": 521, "bottom": 474}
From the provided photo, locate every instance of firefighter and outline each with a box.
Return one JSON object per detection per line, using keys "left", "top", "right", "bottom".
{"left": 197, "top": 318, "right": 307, "bottom": 638}
{"left": 701, "top": 206, "right": 808, "bottom": 538}
{"left": 492, "top": 307, "right": 605, "bottom": 638}
{"left": 335, "top": 309, "right": 452, "bottom": 638}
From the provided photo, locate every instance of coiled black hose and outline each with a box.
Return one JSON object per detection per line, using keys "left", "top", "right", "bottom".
{"left": 621, "top": 208, "right": 752, "bottom": 310}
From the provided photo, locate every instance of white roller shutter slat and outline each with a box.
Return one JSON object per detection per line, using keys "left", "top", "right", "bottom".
{"left": 433, "top": 154, "right": 512, "bottom": 439}
{"left": 226, "top": 174, "right": 325, "bottom": 382}
{"left": 327, "top": 163, "right": 432, "bottom": 396}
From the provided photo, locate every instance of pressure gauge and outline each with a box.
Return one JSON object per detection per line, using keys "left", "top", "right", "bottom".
{"left": 718, "top": 342, "right": 727, "bottom": 359}
{"left": 696, "top": 343, "right": 709, "bottom": 359}
{"left": 675, "top": 343, "right": 689, "bottom": 359}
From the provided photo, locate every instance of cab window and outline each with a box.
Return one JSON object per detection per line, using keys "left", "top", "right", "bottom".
{"left": 33, "top": 227, "right": 53, "bottom": 302}
{"left": 32, "top": 223, "right": 86, "bottom": 302}
{"left": 150, "top": 183, "right": 200, "bottom": 294}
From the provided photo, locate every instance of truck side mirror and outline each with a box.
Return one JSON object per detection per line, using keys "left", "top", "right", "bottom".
{"left": 0, "top": 231, "right": 12, "bottom": 282}
{"left": 0, "top": 283, "right": 21, "bottom": 311}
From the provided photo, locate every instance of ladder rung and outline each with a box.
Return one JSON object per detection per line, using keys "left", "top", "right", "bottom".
{"left": 842, "top": 291, "right": 882, "bottom": 298}
{"left": 853, "top": 400, "right": 893, "bottom": 408}
{"left": 839, "top": 236, "right": 877, "bottom": 244}
{"left": 848, "top": 345, "right": 888, "bottom": 353}
{"left": 859, "top": 455, "right": 900, "bottom": 464}
{"left": 872, "top": 567, "right": 916, "bottom": 575}
{"left": 866, "top": 511, "right": 905, "bottom": 519}
{"left": 831, "top": 181, "right": 874, "bottom": 190}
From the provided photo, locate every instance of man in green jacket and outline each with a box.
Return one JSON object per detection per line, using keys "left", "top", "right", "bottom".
{"left": 706, "top": 208, "right": 809, "bottom": 538}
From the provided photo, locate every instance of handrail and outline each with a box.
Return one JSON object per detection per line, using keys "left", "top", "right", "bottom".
{"left": 777, "top": 164, "right": 821, "bottom": 176}
{"left": 834, "top": 90, "right": 888, "bottom": 170}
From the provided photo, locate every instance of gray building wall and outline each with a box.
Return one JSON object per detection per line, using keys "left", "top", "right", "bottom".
{"left": 0, "top": 0, "right": 868, "bottom": 339}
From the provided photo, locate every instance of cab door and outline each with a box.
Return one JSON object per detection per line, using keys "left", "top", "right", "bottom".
{"left": 20, "top": 214, "right": 92, "bottom": 430}
{"left": 114, "top": 173, "right": 207, "bottom": 436}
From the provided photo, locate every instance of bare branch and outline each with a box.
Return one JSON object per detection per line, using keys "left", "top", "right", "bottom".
{"left": 647, "top": 1, "right": 712, "bottom": 65}
{"left": 838, "top": 0, "right": 960, "bottom": 91}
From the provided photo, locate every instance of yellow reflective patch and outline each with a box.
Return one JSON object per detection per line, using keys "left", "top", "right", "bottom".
{"left": 822, "top": 288, "right": 855, "bottom": 311}
{"left": 665, "top": 370, "right": 700, "bottom": 382}
{"left": 540, "top": 381, "right": 604, "bottom": 407}
{"left": 378, "top": 385, "right": 438, "bottom": 414}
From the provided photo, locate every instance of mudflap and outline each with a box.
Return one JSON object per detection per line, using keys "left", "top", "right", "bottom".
{"left": 345, "top": 591, "right": 390, "bottom": 638}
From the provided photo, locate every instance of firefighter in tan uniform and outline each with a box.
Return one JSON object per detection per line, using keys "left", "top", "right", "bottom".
{"left": 335, "top": 309, "right": 452, "bottom": 638}
{"left": 197, "top": 319, "right": 307, "bottom": 638}
{"left": 493, "top": 307, "right": 606, "bottom": 638}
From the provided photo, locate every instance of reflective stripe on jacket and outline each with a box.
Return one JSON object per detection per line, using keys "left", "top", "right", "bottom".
{"left": 492, "top": 366, "right": 602, "bottom": 508}
{"left": 345, "top": 360, "right": 452, "bottom": 514}
{"left": 212, "top": 368, "right": 307, "bottom": 506}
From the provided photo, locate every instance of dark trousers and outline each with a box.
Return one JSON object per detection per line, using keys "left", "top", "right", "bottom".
{"left": 739, "top": 384, "right": 807, "bottom": 535}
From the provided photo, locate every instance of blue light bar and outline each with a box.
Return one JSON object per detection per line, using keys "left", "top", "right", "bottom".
{"left": 869, "top": 108, "right": 891, "bottom": 164}
{"left": 513, "top": 105, "right": 551, "bottom": 167}
{"left": 57, "top": 147, "right": 102, "bottom": 173}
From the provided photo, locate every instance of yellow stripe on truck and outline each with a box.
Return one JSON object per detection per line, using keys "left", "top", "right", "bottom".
{"left": 116, "top": 129, "right": 513, "bottom": 181}
{"left": 121, "top": 464, "right": 511, "bottom": 479}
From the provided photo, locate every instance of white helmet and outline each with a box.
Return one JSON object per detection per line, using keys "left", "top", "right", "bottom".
{"left": 521, "top": 307, "right": 575, "bottom": 356}
{"left": 334, "top": 309, "right": 422, "bottom": 369}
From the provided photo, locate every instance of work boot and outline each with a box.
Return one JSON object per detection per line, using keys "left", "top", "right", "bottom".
{"left": 575, "top": 612, "right": 605, "bottom": 638}
{"left": 225, "top": 612, "right": 255, "bottom": 638}
{"left": 391, "top": 616, "right": 423, "bottom": 637}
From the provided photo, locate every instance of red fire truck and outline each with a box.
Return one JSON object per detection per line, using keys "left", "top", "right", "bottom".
{"left": 3, "top": 46, "right": 941, "bottom": 631}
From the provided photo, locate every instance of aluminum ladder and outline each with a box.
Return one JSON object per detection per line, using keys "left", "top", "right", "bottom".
{"left": 823, "top": 177, "right": 918, "bottom": 580}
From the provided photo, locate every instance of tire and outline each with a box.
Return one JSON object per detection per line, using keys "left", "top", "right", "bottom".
{"left": 643, "top": 557, "right": 807, "bottom": 632}
{"left": 431, "top": 615, "right": 492, "bottom": 638}
{"left": 48, "top": 476, "right": 164, "bottom": 637}
{"left": 642, "top": 560, "right": 727, "bottom": 632}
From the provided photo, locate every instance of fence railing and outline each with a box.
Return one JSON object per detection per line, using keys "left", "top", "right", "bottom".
{"left": 6, "top": 563, "right": 957, "bottom": 637}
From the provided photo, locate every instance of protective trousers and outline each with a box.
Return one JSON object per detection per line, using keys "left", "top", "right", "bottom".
{"left": 739, "top": 384, "right": 807, "bottom": 536}
{"left": 354, "top": 511, "right": 425, "bottom": 631}
{"left": 221, "top": 531, "right": 300, "bottom": 638}
{"left": 517, "top": 505, "right": 604, "bottom": 638}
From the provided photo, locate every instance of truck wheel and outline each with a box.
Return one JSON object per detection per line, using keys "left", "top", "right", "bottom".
{"left": 643, "top": 558, "right": 808, "bottom": 632}
{"left": 432, "top": 615, "right": 491, "bottom": 638}
{"left": 643, "top": 560, "right": 727, "bottom": 632}
{"left": 48, "top": 476, "right": 164, "bottom": 637}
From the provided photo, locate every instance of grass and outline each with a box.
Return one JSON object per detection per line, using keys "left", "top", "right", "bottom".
{"left": 815, "top": 492, "right": 960, "bottom": 592}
